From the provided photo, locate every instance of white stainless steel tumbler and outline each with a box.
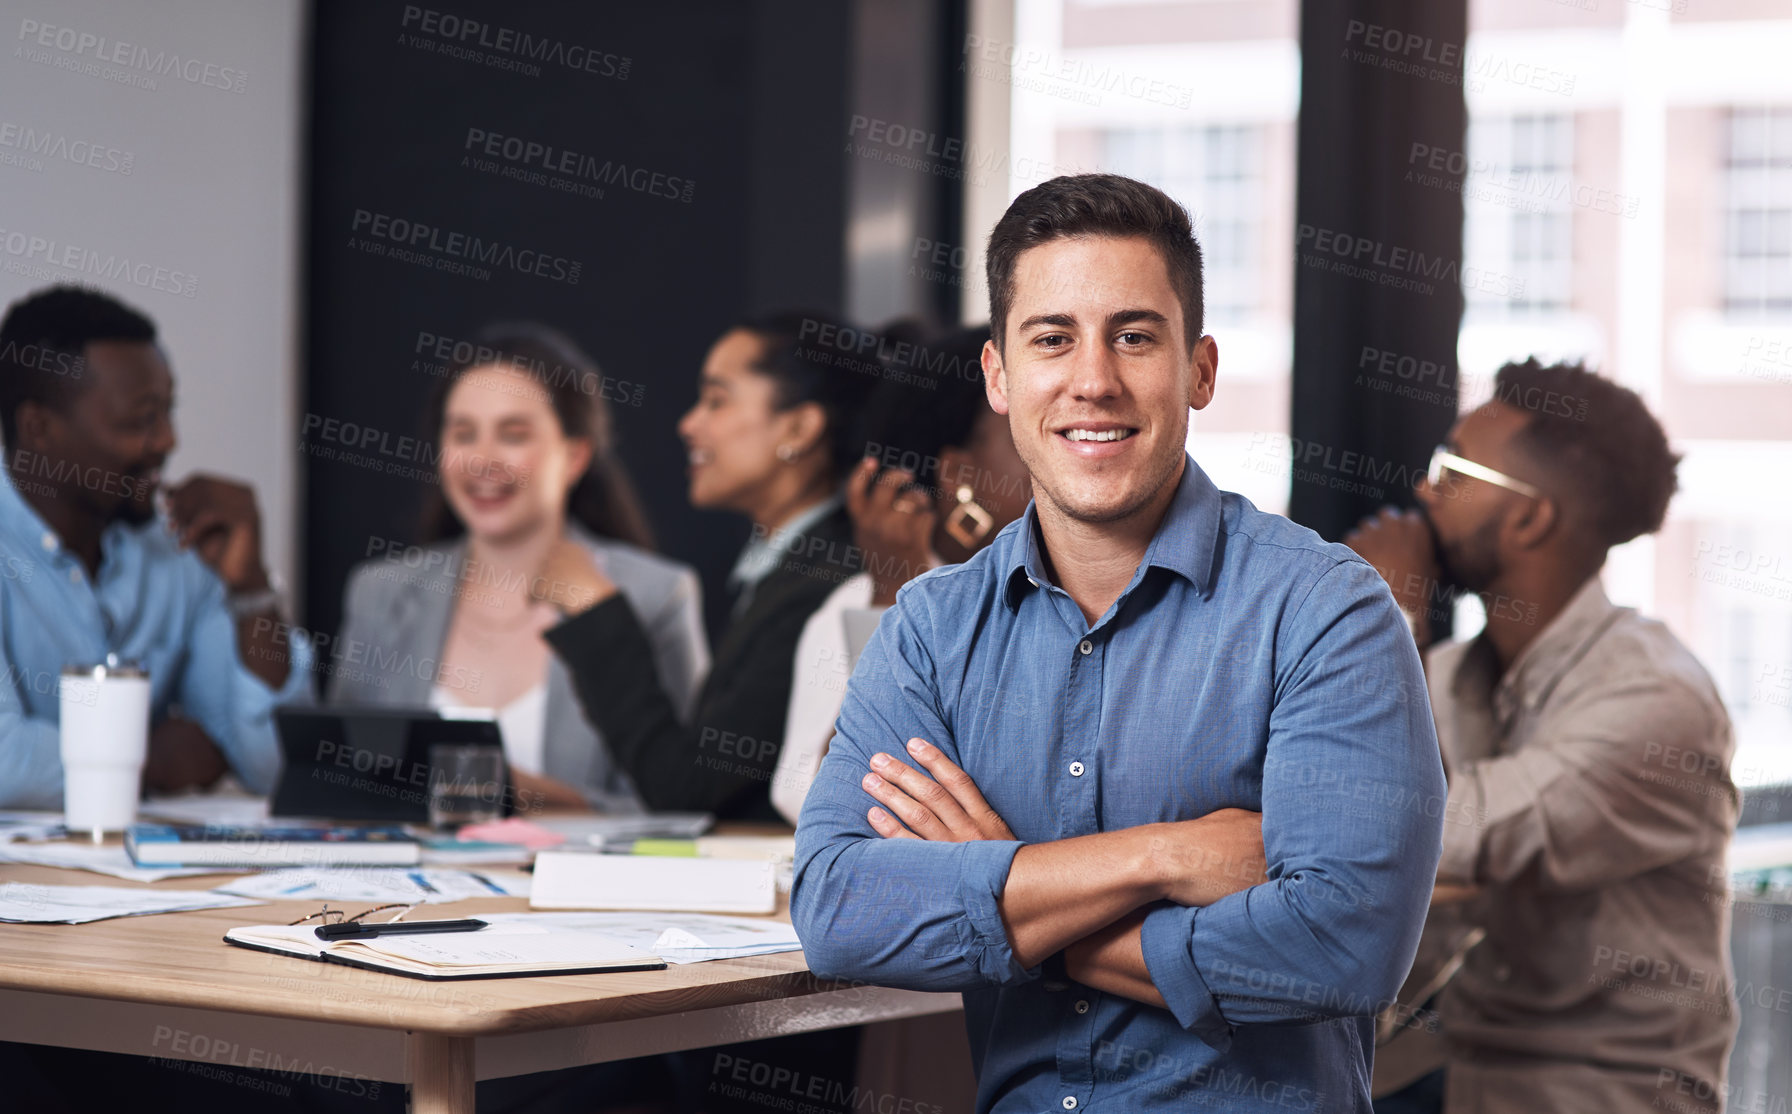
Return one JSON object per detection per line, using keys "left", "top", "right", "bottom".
{"left": 59, "top": 657, "right": 151, "bottom": 838}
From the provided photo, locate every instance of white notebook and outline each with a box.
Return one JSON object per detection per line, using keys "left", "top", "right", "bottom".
{"left": 530, "top": 852, "right": 777, "bottom": 915}
{"left": 223, "top": 919, "right": 665, "bottom": 980}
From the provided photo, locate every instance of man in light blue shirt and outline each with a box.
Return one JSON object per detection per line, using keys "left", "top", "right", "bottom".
{"left": 0, "top": 286, "right": 312, "bottom": 808}
{"left": 792, "top": 175, "right": 1446, "bottom": 1112}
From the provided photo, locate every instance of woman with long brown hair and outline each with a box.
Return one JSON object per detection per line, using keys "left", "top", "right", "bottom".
{"left": 329, "top": 324, "right": 707, "bottom": 810}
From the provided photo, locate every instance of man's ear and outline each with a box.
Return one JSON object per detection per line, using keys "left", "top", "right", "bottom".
{"left": 1507, "top": 495, "right": 1559, "bottom": 552}
{"left": 1188, "top": 335, "right": 1218, "bottom": 412}
{"left": 982, "top": 339, "right": 1010, "bottom": 416}
{"left": 12, "top": 399, "right": 64, "bottom": 454}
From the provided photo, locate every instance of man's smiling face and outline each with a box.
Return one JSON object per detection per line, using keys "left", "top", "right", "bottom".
{"left": 983, "top": 234, "right": 1216, "bottom": 527}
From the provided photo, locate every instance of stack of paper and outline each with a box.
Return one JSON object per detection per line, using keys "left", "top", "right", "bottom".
{"left": 138, "top": 793, "right": 271, "bottom": 827}
{"left": 531, "top": 852, "right": 775, "bottom": 914}
{"left": 214, "top": 867, "right": 529, "bottom": 904}
{"left": 480, "top": 912, "right": 803, "bottom": 964}
{"left": 0, "top": 842, "right": 225, "bottom": 883}
{"left": 544, "top": 812, "right": 713, "bottom": 845}
{"left": 0, "top": 882, "right": 260, "bottom": 924}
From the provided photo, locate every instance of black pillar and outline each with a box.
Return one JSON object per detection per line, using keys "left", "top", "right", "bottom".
{"left": 1290, "top": 0, "right": 1468, "bottom": 542}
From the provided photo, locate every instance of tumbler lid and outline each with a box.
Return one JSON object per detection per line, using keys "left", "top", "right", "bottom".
{"left": 62, "top": 653, "right": 148, "bottom": 680}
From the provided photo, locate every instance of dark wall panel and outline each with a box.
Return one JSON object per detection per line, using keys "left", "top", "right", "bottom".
{"left": 1290, "top": 0, "right": 1468, "bottom": 548}
{"left": 303, "top": 1, "right": 851, "bottom": 641}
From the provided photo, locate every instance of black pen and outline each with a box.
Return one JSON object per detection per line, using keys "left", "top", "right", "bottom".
{"left": 315, "top": 918, "right": 487, "bottom": 941}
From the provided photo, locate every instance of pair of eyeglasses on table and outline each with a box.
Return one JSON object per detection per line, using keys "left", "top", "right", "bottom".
{"left": 288, "top": 903, "right": 487, "bottom": 941}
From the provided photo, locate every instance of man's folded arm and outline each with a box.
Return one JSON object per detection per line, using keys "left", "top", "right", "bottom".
{"left": 792, "top": 602, "right": 1168, "bottom": 992}
{"left": 1135, "top": 562, "right": 1446, "bottom": 1049}
{"left": 1437, "top": 677, "right": 1732, "bottom": 892}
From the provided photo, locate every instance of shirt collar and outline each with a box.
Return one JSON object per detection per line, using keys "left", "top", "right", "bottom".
{"left": 1003, "top": 454, "right": 1223, "bottom": 609}
{"left": 728, "top": 494, "right": 843, "bottom": 593}
{"left": 0, "top": 461, "right": 148, "bottom": 570}
{"left": 1490, "top": 575, "right": 1623, "bottom": 721}
{"left": 0, "top": 463, "right": 64, "bottom": 556}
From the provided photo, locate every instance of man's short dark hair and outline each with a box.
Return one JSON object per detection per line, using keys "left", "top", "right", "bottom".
{"left": 1495, "top": 358, "right": 1680, "bottom": 550}
{"left": 985, "top": 173, "right": 1204, "bottom": 353}
{"left": 0, "top": 285, "right": 154, "bottom": 446}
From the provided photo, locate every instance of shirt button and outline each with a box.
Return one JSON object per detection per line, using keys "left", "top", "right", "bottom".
{"left": 1078, "top": 639, "right": 1092, "bottom": 655}
{"left": 1074, "top": 999, "right": 1090, "bottom": 1014}
{"left": 1062, "top": 1099, "right": 1078, "bottom": 1111}
{"left": 67, "top": 568, "right": 81, "bottom": 584}
{"left": 41, "top": 532, "right": 55, "bottom": 551}
{"left": 1069, "top": 761, "right": 1085, "bottom": 777}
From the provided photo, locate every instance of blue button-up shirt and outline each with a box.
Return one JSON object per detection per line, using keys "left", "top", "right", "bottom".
{"left": 793, "top": 456, "right": 1445, "bottom": 1113}
{"left": 0, "top": 467, "right": 314, "bottom": 808}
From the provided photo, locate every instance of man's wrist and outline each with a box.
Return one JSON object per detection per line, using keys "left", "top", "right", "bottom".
{"left": 227, "top": 560, "right": 272, "bottom": 595}
{"left": 1130, "top": 824, "right": 1172, "bottom": 903}
{"left": 228, "top": 568, "right": 283, "bottom": 619}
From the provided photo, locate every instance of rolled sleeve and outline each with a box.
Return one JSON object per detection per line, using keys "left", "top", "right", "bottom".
{"left": 1140, "top": 904, "right": 1230, "bottom": 1049}
{"left": 956, "top": 836, "right": 1030, "bottom": 983}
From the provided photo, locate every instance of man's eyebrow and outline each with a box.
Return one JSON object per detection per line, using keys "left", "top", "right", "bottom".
{"left": 1017, "top": 313, "right": 1077, "bottom": 333}
{"left": 697, "top": 373, "right": 730, "bottom": 390}
{"left": 1108, "top": 308, "right": 1170, "bottom": 329}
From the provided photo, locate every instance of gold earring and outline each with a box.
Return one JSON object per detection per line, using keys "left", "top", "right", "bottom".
{"left": 944, "top": 485, "right": 994, "bottom": 548}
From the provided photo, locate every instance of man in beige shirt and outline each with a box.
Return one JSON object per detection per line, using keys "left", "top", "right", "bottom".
{"left": 1348, "top": 358, "right": 1738, "bottom": 1113}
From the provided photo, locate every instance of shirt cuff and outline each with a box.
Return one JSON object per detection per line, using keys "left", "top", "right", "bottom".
{"left": 1436, "top": 776, "right": 1483, "bottom": 886}
{"left": 1140, "top": 903, "right": 1232, "bottom": 1051}
{"left": 956, "top": 839, "right": 1032, "bottom": 985}
{"left": 268, "top": 628, "right": 316, "bottom": 703}
{"left": 544, "top": 594, "right": 638, "bottom": 658}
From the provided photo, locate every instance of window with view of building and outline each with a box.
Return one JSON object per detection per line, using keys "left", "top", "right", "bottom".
{"left": 1103, "top": 123, "right": 1264, "bottom": 324}
{"left": 1725, "top": 107, "right": 1792, "bottom": 317}
{"left": 1465, "top": 113, "right": 1575, "bottom": 318}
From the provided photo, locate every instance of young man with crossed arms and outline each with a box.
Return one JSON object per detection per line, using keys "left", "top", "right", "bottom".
{"left": 792, "top": 175, "right": 1446, "bottom": 1112}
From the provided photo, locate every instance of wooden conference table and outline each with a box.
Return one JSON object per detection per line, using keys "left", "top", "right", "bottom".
{"left": 0, "top": 848, "right": 961, "bottom": 1113}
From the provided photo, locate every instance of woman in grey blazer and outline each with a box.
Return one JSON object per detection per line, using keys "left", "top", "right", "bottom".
{"left": 329, "top": 325, "right": 707, "bottom": 812}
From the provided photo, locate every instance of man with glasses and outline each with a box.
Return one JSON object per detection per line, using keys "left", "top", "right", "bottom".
{"left": 1347, "top": 358, "right": 1738, "bottom": 1114}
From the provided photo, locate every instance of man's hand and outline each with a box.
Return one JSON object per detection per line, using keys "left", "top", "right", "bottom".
{"left": 164, "top": 474, "right": 269, "bottom": 593}
{"left": 1343, "top": 507, "right": 1440, "bottom": 623}
{"left": 861, "top": 736, "right": 1014, "bottom": 842}
{"left": 1431, "top": 881, "right": 1480, "bottom": 905}
{"left": 847, "top": 458, "right": 936, "bottom": 608}
{"left": 1146, "top": 809, "right": 1268, "bottom": 907}
{"left": 532, "top": 537, "right": 617, "bottom": 616}
{"left": 142, "top": 716, "right": 228, "bottom": 794}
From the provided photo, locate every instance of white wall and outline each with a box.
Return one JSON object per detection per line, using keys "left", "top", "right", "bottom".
{"left": 0, "top": 0, "right": 304, "bottom": 597}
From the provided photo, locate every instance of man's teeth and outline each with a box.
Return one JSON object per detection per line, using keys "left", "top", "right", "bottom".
{"left": 689, "top": 449, "right": 712, "bottom": 465}
{"left": 1063, "top": 429, "right": 1134, "bottom": 442}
